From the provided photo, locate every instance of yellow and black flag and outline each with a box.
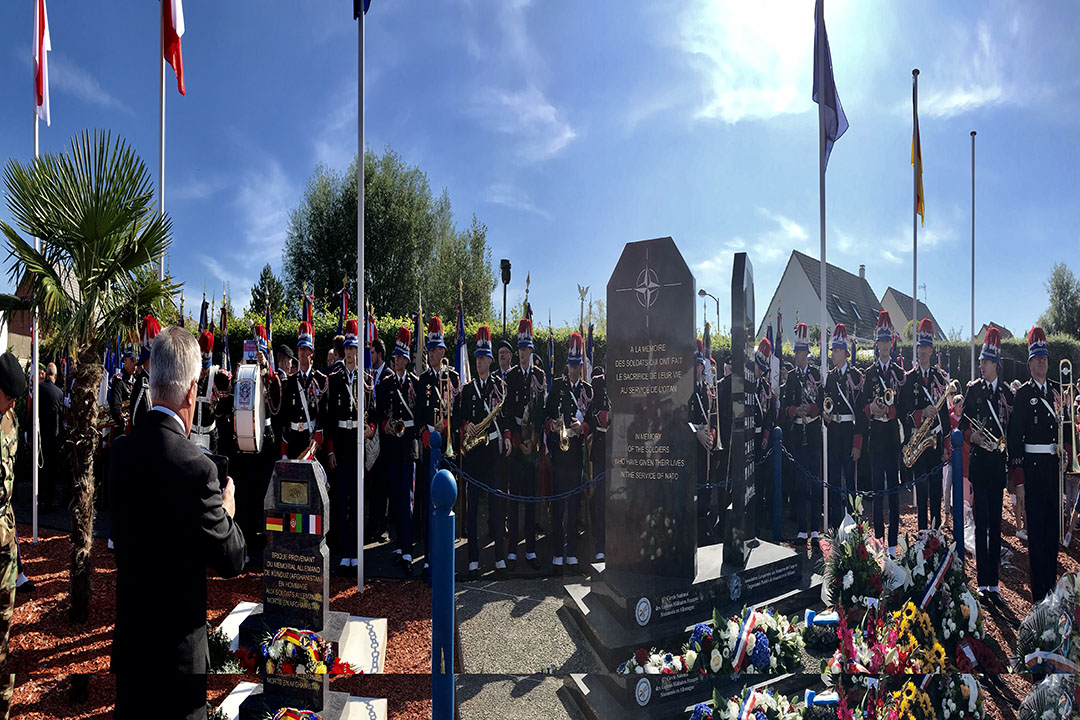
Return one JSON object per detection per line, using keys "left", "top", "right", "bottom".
{"left": 912, "top": 80, "right": 924, "bottom": 226}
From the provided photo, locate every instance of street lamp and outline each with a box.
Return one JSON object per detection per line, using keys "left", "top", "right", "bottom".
{"left": 698, "top": 288, "right": 721, "bottom": 338}
{"left": 500, "top": 259, "right": 512, "bottom": 340}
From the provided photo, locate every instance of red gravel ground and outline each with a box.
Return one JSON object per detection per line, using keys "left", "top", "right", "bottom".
{"left": 9, "top": 525, "right": 431, "bottom": 718}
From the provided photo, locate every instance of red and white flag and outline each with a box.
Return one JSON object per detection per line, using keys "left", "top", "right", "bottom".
{"left": 163, "top": 0, "right": 185, "bottom": 96}
{"left": 34, "top": 0, "right": 51, "bottom": 126}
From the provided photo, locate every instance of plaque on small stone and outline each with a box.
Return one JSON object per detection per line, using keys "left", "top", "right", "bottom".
{"left": 262, "top": 460, "right": 330, "bottom": 632}
{"left": 605, "top": 237, "right": 697, "bottom": 584}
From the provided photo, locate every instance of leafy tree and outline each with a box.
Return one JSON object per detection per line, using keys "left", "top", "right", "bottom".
{"left": 1039, "top": 262, "right": 1080, "bottom": 338}
{"left": 0, "top": 130, "right": 178, "bottom": 622}
{"left": 284, "top": 147, "right": 495, "bottom": 325}
{"left": 248, "top": 263, "right": 288, "bottom": 317}
{"left": 902, "top": 319, "right": 915, "bottom": 342}
{"left": 946, "top": 325, "right": 965, "bottom": 342}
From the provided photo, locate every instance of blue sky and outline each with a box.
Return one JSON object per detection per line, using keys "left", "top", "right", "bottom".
{"left": 1, "top": 1, "right": 1078, "bottom": 340}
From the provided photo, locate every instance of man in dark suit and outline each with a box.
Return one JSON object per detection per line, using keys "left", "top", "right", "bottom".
{"left": 110, "top": 326, "right": 246, "bottom": 720}
{"left": 37, "top": 363, "right": 66, "bottom": 511}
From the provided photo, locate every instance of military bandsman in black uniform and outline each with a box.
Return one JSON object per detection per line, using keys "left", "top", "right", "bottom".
{"left": 127, "top": 315, "right": 159, "bottom": 433}
{"left": 899, "top": 318, "right": 953, "bottom": 532}
{"left": 191, "top": 330, "right": 229, "bottom": 454}
{"left": 1007, "top": 326, "right": 1061, "bottom": 604}
{"left": 822, "top": 323, "right": 863, "bottom": 530}
{"left": 504, "top": 318, "right": 546, "bottom": 570}
{"left": 454, "top": 326, "right": 510, "bottom": 579}
{"left": 783, "top": 322, "right": 824, "bottom": 550}
{"left": 324, "top": 318, "right": 363, "bottom": 572}
{"left": 279, "top": 321, "right": 327, "bottom": 461}
{"left": 366, "top": 336, "right": 393, "bottom": 544}
{"left": 109, "top": 345, "right": 137, "bottom": 427}
{"left": 858, "top": 311, "right": 905, "bottom": 554}
{"left": 376, "top": 326, "right": 420, "bottom": 575}
{"left": 544, "top": 332, "right": 595, "bottom": 574}
{"left": 752, "top": 337, "right": 777, "bottom": 545}
{"left": 589, "top": 363, "right": 609, "bottom": 562}
{"left": 689, "top": 339, "right": 720, "bottom": 546}
{"left": 415, "top": 316, "right": 459, "bottom": 576}
{"left": 958, "top": 326, "right": 1013, "bottom": 606}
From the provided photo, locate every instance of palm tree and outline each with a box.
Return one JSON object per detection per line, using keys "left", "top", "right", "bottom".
{"left": 1, "top": 130, "right": 178, "bottom": 623}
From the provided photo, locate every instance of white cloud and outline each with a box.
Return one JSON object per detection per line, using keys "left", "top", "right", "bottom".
{"left": 172, "top": 175, "right": 230, "bottom": 202}
{"left": 230, "top": 157, "right": 295, "bottom": 299}
{"left": 198, "top": 255, "right": 254, "bottom": 315}
{"left": 676, "top": 0, "right": 814, "bottom": 124}
{"left": 483, "top": 183, "right": 552, "bottom": 221}
{"left": 313, "top": 84, "right": 360, "bottom": 171}
{"left": 463, "top": 0, "right": 576, "bottom": 162}
{"left": 49, "top": 55, "right": 135, "bottom": 116}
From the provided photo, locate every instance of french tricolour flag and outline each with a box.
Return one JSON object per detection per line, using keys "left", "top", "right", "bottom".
{"left": 163, "top": 0, "right": 185, "bottom": 96}
{"left": 34, "top": 0, "right": 51, "bottom": 126}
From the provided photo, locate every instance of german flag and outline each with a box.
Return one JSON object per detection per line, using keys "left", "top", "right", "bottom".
{"left": 265, "top": 515, "right": 284, "bottom": 532}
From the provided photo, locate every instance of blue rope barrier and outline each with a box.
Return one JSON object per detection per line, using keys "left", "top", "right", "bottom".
{"left": 440, "top": 456, "right": 604, "bottom": 502}
{"left": 778, "top": 441, "right": 949, "bottom": 498}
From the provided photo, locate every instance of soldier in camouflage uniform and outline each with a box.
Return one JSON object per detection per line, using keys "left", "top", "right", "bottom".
{"left": 0, "top": 352, "right": 27, "bottom": 717}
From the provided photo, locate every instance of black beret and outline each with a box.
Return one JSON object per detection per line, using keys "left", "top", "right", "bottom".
{"left": 278, "top": 343, "right": 297, "bottom": 360}
{"left": 498, "top": 339, "right": 514, "bottom": 353}
{"left": 0, "top": 354, "right": 26, "bottom": 399}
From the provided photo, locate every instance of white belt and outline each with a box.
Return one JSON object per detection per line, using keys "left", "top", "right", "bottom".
{"left": 338, "top": 420, "right": 359, "bottom": 430}
{"left": 793, "top": 417, "right": 816, "bottom": 425}
{"left": 1025, "top": 443, "right": 1058, "bottom": 455}
{"left": 514, "top": 416, "right": 523, "bottom": 425}
{"left": 264, "top": 418, "right": 273, "bottom": 427}
{"left": 487, "top": 430, "right": 500, "bottom": 441}
{"left": 290, "top": 421, "right": 316, "bottom": 432}
{"left": 192, "top": 422, "right": 216, "bottom": 435}
{"left": 831, "top": 414, "right": 854, "bottom": 423}
{"left": 755, "top": 427, "right": 763, "bottom": 434}
{"left": 595, "top": 427, "right": 607, "bottom": 433}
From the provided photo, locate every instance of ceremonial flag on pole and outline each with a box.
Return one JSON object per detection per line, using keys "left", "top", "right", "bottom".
{"left": 454, "top": 303, "right": 470, "bottom": 385}
{"left": 813, "top": 0, "right": 848, "bottom": 169}
{"left": 34, "top": 0, "right": 51, "bottom": 126}
{"left": 221, "top": 303, "right": 230, "bottom": 372}
{"left": 198, "top": 296, "right": 208, "bottom": 333}
{"left": 546, "top": 325, "right": 554, "bottom": 393}
{"left": 265, "top": 298, "right": 275, "bottom": 373}
{"left": 364, "top": 310, "right": 377, "bottom": 372}
{"left": 586, "top": 323, "right": 594, "bottom": 379}
{"left": 163, "top": 0, "right": 186, "bottom": 96}
{"left": 912, "top": 93, "right": 924, "bottom": 226}
{"left": 355, "top": 0, "right": 371, "bottom": 18}
{"left": 336, "top": 281, "right": 351, "bottom": 335}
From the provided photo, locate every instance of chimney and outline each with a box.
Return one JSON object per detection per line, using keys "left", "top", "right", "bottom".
{"left": 859, "top": 264, "right": 866, "bottom": 280}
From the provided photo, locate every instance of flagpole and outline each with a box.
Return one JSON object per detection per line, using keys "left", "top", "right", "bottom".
{"left": 356, "top": 4, "right": 365, "bottom": 592}
{"left": 970, "top": 130, "right": 976, "bottom": 381}
{"left": 159, "top": 1, "right": 166, "bottom": 281}
{"left": 32, "top": 109, "right": 40, "bottom": 544}
{"left": 911, "top": 69, "right": 919, "bottom": 366}
{"left": 816, "top": 0, "right": 829, "bottom": 529}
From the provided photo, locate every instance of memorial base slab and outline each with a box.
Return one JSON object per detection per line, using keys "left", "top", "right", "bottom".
{"left": 563, "top": 542, "right": 821, "bottom": 671}
{"left": 223, "top": 602, "right": 387, "bottom": 674}
{"left": 225, "top": 682, "right": 387, "bottom": 720}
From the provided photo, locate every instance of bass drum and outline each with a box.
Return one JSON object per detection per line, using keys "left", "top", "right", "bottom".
{"left": 233, "top": 364, "right": 265, "bottom": 453}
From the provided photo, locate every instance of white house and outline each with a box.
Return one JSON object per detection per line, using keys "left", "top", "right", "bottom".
{"left": 757, "top": 251, "right": 884, "bottom": 346}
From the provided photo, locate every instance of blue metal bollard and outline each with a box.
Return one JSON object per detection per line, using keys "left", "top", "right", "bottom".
{"left": 772, "top": 426, "right": 783, "bottom": 543}
{"left": 950, "top": 429, "right": 964, "bottom": 563}
{"left": 430, "top": 438, "right": 456, "bottom": 720}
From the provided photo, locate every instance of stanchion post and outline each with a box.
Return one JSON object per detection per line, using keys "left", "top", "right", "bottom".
{"left": 428, "top": 431, "right": 444, "bottom": 587}
{"left": 430, "top": 446, "right": 456, "bottom": 718}
{"left": 950, "top": 429, "right": 964, "bottom": 563}
{"left": 772, "top": 426, "right": 783, "bottom": 542}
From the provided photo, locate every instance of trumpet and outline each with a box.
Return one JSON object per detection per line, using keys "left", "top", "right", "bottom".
{"left": 389, "top": 417, "right": 406, "bottom": 437}
{"left": 963, "top": 413, "right": 1005, "bottom": 453}
{"left": 1059, "top": 359, "right": 1080, "bottom": 544}
{"left": 823, "top": 396, "right": 834, "bottom": 415}
{"left": 439, "top": 358, "right": 455, "bottom": 458}
{"left": 556, "top": 415, "right": 571, "bottom": 452}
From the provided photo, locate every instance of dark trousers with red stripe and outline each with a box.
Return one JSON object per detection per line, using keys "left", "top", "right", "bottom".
{"left": 971, "top": 450, "right": 1005, "bottom": 589}
{"left": 1026, "top": 456, "right": 1060, "bottom": 604}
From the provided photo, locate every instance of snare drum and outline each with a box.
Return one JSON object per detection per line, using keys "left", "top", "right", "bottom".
{"left": 233, "top": 364, "right": 266, "bottom": 453}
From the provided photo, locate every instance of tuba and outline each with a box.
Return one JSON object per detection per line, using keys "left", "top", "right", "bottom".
{"left": 902, "top": 379, "right": 958, "bottom": 468}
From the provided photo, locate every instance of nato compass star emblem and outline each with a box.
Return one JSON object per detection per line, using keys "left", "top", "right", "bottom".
{"left": 615, "top": 246, "right": 683, "bottom": 328}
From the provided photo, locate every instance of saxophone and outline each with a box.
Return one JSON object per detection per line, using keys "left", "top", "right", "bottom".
{"left": 462, "top": 389, "right": 506, "bottom": 454}
{"left": 902, "top": 379, "right": 958, "bottom": 468}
